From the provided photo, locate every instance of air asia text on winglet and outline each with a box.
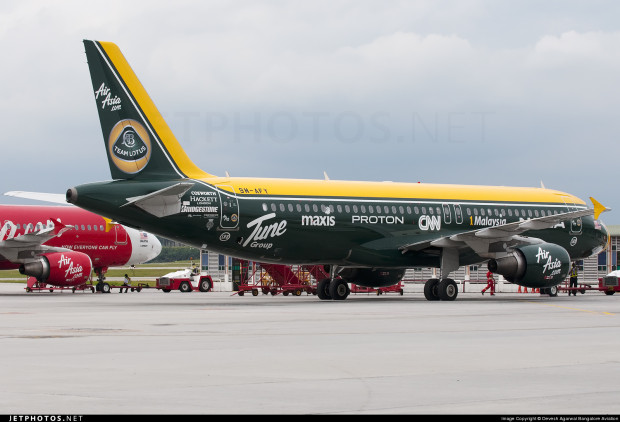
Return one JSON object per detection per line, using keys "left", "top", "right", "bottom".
{"left": 66, "top": 40, "right": 610, "bottom": 301}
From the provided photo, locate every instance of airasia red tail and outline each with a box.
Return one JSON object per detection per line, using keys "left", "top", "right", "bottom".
{"left": 0, "top": 204, "right": 161, "bottom": 289}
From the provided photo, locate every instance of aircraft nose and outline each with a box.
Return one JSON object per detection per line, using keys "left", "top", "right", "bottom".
{"left": 150, "top": 234, "right": 162, "bottom": 260}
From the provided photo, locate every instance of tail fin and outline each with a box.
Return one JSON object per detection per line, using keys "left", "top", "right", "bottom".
{"left": 83, "top": 40, "right": 214, "bottom": 180}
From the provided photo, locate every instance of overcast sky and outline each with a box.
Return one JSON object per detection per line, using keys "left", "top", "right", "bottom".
{"left": 1, "top": 0, "right": 619, "bottom": 222}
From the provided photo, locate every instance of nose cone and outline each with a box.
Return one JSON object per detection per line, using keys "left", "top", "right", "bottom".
{"left": 600, "top": 220, "right": 610, "bottom": 249}
{"left": 149, "top": 234, "right": 162, "bottom": 261}
{"left": 126, "top": 228, "right": 162, "bottom": 264}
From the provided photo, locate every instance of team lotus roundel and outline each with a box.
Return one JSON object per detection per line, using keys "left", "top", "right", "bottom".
{"left": 108, "top": 119, "right": 152, "bottom": 174}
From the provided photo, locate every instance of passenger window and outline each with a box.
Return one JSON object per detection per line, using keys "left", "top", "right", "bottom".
{"left": 271, "top": 204, "right": 277, "bottom": 212}
{"left": 313, "top": 204, "right": 318, "bottom": 212}
{"left": 288, "top": 204, "right": 293, "bottom": 212}
{"left": 406, "top": 206, "right": 411, "bottom": 215}
{"left": 345, "top": 205, "right": 350, "bottom": 213}
{"left": 279, "top": 204, "right": 285, "bottom": 212}
{"left": 369, "top": 205, "right": 374, "bottom": 213}
{"left": 262, "top": 203, "right": 268, "bottom": 212}
{"left": 361, "top": 205, "right": 366, "bottom": 213}
{"left": 304, "top": 204, "right": 310, "bottom": 212}
{"left": 429, "top": 207, "right": 434, "bottom": 215}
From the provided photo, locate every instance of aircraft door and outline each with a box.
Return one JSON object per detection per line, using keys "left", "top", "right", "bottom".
{"left": 453, "top": 204, "right": 463, "bottom": 225}
{"left": 217, "top": 186, "right": 239, "bottom": 229}
{"left": 442, "top": 203, "right": 452, "bottom": 225}
{"left": 114, "top": 224, "right": 127, "bottom": 245}
{"left": 560, "top": 195, "right": 582, "bottom": 235}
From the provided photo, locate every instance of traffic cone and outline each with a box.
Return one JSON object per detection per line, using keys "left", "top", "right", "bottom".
{"left": 518, "top": 285, "right": 522, "bottom": 293}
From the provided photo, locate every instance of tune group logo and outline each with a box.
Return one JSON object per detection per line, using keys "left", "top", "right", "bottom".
{"left": 108, "top": 119, "right": 152, "bottom": 174}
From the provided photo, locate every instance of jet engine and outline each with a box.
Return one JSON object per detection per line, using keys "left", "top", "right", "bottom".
{"left": 339, "top": 268, "right": 406, "bottom": 288}
{"left": 20, "top": 251, "right": 92, "bottom": 286}
{"left": 487, "top": 243, "right": 570, "bottom": 288}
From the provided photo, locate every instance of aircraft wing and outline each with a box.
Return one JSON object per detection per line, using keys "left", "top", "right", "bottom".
{"left": 399, "top": 198, "right": 609, "bottom": 275}
{"left": 0, "top": 219, "right": 74, "bottom": 263}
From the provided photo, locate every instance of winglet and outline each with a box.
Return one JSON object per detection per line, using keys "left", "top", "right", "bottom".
{"left": 590, "top": 197, "right": 610, "bottom": 220}
{"left": 102, "top": 217, "right": 116, "bottom": 233}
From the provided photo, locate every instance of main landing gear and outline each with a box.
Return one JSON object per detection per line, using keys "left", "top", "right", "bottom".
{"left": 423, "top": 278, "right": 458, "bottom": 301}
{"left": 317, "top": 278, "right": 350, "bottom": 301}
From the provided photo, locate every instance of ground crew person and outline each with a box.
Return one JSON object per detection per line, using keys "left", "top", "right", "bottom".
{"left": 121, "top": 274, "right": 131, "bottom": 293}
{"left": 569, "top": 263, "right": 578, "bottom": 296}
{"left": 482, "top": 271, "right": 495, "bottom": 295}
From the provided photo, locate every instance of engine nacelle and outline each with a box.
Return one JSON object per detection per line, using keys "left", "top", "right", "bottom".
{"left": 20, "top": 252, "right": 92, "bottom": 287}
{"left": 339, "top": 268, "right": 406, "bottom": 288}
{"left": 488, "top": 243, "right": 570, "bottom": 288}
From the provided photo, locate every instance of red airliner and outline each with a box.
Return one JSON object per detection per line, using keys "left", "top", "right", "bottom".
{"left": 0, "top": 204, "right": 161, "bottom": 292}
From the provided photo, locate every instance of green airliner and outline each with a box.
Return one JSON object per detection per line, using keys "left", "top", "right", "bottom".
{"left": 66, "top": 40, "right": 610, "bottom": 301}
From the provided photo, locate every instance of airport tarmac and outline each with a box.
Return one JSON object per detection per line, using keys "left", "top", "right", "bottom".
{"left": 1, "top": 282, "right": 620, "bottom": 415}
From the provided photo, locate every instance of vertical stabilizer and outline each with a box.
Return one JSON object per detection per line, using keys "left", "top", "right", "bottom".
{"left": 83, "top": 40, "right": 214, "bottom": 180}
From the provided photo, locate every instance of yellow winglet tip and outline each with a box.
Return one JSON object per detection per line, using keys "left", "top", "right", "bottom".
{"left": 590, "top": 197, "right": 610, "bottom": 220}
{"left": 102, "top": 217, "right": 116, "bottom": 233}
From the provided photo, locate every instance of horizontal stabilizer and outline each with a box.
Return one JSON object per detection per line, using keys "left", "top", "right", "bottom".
{"left": 4, "top": 191, "right": 68, "bottom": 204}
{"left": 123, "top": 182, "right": 194, "bottom": 217}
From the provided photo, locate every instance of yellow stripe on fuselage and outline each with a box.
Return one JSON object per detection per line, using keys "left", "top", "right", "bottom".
{"left": 207, "top": 177, "right": 586, "bottom": 205}
{"left": 99, "top": 42, "right": 214, "bottom": 180}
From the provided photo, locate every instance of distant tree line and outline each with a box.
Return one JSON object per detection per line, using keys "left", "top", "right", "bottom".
{"left": 148, "top": 246, "right": 201, "bottom": 263}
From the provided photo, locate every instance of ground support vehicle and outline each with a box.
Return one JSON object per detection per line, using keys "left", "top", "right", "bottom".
{"left": 235, "top": 262, "right": 317, "bottom": 296}
{"left": 556, "top": 273, "right": 620, "bottom": 296}
{"left": 156, "top": 269, "right": 213, "bottom": 293}
{"left": 109, "top": 282, "right": 149, "bottom": 293}
{"left": 24, "top": 277, "right": 97, "bottom": 293}
{"left": 350, "top": 281, "right": 404, "bottom": 296}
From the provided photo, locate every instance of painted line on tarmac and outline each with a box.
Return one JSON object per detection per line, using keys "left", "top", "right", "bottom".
{"left": 524, "top": 301, "right": 615, "bottom": 315}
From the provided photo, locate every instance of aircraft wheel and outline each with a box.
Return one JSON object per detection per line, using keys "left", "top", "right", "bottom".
{"left": 605, "top": 291, "right": 615, "bottom": 296}
{"left": 317, "top": 279, "right": 332, "bottom": 300}
{"left": 179, "top": 281, "right": 192, "bottom": 293}
{"left": 438, "top": 278, "right": 458, "bottom": 301}
{"left": 329, "top": 279, "right": 350, "bottom": 300}
{"left": 101, "top": 283, "right": 111, "bottom": 294}
{"left": 423, "top": 279, "right": 440, "bottom": 301}
{"left": 547, "top": 286, "right": 558, "bottom": 297}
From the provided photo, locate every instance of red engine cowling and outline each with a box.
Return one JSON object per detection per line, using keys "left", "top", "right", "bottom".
{"left": 19, "top": 252, "right": 92, "bottom": 286}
